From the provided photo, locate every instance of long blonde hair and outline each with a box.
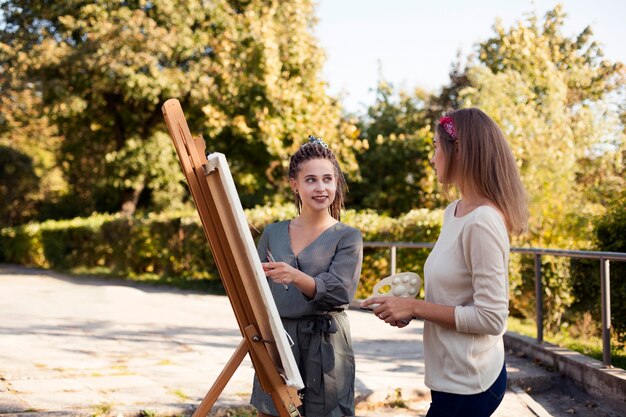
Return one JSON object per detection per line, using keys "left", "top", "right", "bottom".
{"left": 437, "top": 108, "right": 528, "bottom": 235}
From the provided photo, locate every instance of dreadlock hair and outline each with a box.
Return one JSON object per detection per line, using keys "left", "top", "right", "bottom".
{"left": 288, "top": 141, "right": 347, "bottom": 221}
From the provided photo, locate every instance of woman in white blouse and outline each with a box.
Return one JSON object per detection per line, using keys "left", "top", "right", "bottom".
{"left": 363, "top": 108, "right": 528, "bottom": 417}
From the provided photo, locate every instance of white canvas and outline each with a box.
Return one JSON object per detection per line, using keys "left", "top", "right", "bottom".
{"left": 208, "top": 152, "right": 305, "bottom": 390}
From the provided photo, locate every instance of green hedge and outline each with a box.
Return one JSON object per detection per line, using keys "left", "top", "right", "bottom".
{"left": 0, "top": 214, "right": 114, "bottom": 268}
{"left": 0, "top": 205, "right": 442, "bottom": 298}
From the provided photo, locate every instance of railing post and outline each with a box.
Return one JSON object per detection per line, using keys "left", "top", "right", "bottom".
{"left": 534, "top": 254, "right": 543, "bottom": 344}
{"left": 390, "top": 245, "right": 396, "bottom": 276}
{"left": 600, "top": 258, "right": 612, "bottom": 367}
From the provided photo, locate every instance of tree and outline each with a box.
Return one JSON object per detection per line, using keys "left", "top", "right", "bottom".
{"left": 0, "top": 145, "right": 38, "bottom": 226}
{"left": 0, "top": 0, "right": 360, "bottom": 216}
{"left": 479, "top": 6, "right": 623, "bottom": 106}
{"left": 348, "top": 81, "right": 437, "bottom": 215}
{"left": 0, "top": 45, "right": 66, "bottom": 225}
{"left": 426, "top": 55, "right": 471, "bottom": 123}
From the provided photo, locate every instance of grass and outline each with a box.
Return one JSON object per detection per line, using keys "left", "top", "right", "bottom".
{"left": 508, "top": 316, "right": 626, "bottom": 370}
{"left": 90, "top": 402, "right": 113, "bottom": 417}
{"left": 385, "top": 388, "right": 408, "bottom": 408}
{"left": 171, "top": 389, "right": 190, "bottom": 401}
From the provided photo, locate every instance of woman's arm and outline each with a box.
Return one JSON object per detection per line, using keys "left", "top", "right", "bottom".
{"left": 310, "top": 227, "right": 362, "bottom": 310}
{"left": 257, "top": 223, "right": 318, "bottom": 297}
{"left": 456, "top": 214, "right": 509, "bottom": 335}
{"left": 262, "top": 262, "right": 317, "bottom": 298}
{"left": 361, "top": 296, "right": 456, "bottom": 329}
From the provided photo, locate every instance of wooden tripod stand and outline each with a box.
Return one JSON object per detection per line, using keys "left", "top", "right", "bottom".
{"left": 162, "top": 99, "right": 303, "bottom": 417}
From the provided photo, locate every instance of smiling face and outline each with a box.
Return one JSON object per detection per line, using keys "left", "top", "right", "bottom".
{"left": 290, "top": 158, "right": 337, "bottom": 215}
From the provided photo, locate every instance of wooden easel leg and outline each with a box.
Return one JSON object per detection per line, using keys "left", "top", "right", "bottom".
{"left": 243, "top": 325, "right": 302, "bottom": 417}
{"left": 192, "top": 340, "right": 249, "bottom": 417}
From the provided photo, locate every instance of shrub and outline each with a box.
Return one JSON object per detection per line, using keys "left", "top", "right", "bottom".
{"left": 0, "top": 145, "right": 39, "bottom": 227}
{"left": 0, "top": 214, "right": 115, "bottom": 268}
{"left": 0, "top": 205, "right": 443, "bottom": 299}
{"left": 570, "top": 196, "right": 626, "bottom": 347}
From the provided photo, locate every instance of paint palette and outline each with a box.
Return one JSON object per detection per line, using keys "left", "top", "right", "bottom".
{"left": 367, "top": 272, "right": 422, "bottom": 308}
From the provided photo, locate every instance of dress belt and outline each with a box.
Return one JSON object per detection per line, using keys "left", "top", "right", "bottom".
{"left": 300, "top": 311, "right": 340, "bottom": 414}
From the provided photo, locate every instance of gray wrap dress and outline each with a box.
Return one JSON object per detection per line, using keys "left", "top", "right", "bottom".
{"left": 250, "top": 220, "right": 363, "bottom": 417}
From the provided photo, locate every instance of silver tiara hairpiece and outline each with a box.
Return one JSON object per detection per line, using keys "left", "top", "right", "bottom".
{"left": 307, "top": 135, "right": 328, "bottom": 148}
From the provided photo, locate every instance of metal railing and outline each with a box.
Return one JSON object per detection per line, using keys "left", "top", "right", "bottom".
{"left": 363, "top": 241, "right": 626, "bottom": 367}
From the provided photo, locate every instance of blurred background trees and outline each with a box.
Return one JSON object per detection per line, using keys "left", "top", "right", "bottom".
{"left": 0, "top": 0, "right": 362, "bottom": 220}
{"left": 345, "top": 81, "right": 437, "bottom": 216}
{"left": 1, "top": 1, "right": 624, "bottom": 247}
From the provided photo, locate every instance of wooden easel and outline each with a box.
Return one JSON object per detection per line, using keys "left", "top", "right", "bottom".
{"left": 162, "top": 99, "right": 302, "bottom": 417}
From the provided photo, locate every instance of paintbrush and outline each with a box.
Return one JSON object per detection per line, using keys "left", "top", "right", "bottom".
{"left": 267, "top": 250, "right": 289, "bottom": 290}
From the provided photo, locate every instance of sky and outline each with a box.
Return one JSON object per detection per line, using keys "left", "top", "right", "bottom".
{"left": 314, "top": 0, "right": 626, "bottom": 113}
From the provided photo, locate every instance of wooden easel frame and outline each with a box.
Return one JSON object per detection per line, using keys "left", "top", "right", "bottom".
{"left": 162, "top": 99, "right": 303, "bottom": 417}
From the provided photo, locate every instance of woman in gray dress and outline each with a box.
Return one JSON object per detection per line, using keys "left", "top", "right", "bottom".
{"left": 251, "top": 136, "right": 363, "bottom": 417}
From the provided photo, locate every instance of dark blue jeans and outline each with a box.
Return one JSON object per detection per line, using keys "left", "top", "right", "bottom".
{"left": 426, "top": 363, "right": 507, "bottom": 417}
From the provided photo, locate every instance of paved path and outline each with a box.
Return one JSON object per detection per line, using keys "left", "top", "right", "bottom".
{"left": 0, "top": 264, "right": 617, "bottom": 417}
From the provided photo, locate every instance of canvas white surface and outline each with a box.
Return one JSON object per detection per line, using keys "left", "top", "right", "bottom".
{"left": 209, "top": 153, "right": 305, "bottom": 390}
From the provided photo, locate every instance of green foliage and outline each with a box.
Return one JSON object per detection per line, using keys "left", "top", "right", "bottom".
{"left": 569, "top": 192, "right": 626, "bottom": 347}
{"left": 246, "top": 203, "right": 298, "bottom": 233}
{"left": 0, "top": 0, "right": 361, "bottom": 217}
{"left": 0, "top": 223, "right": 45, "bottom": 266}
{"left": 595, "top": 199, "right": 626, "bottom": 346}
{"left": 576, "top": 140, "right": 626, "bottom": 209}
{"left": 0, "top": 214, "right": 114, "bottom": 267}
{"left": 347, "top": 81, "right": 440, "bottom": 215}
{"left": 0, "top": 145, "right": 39, "bottom": 226}
{"left": 0, "top": 78, "right": 67, "bottom": 225}
{"left": 479, "top": 5, "right": 624, "bottom": 105}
